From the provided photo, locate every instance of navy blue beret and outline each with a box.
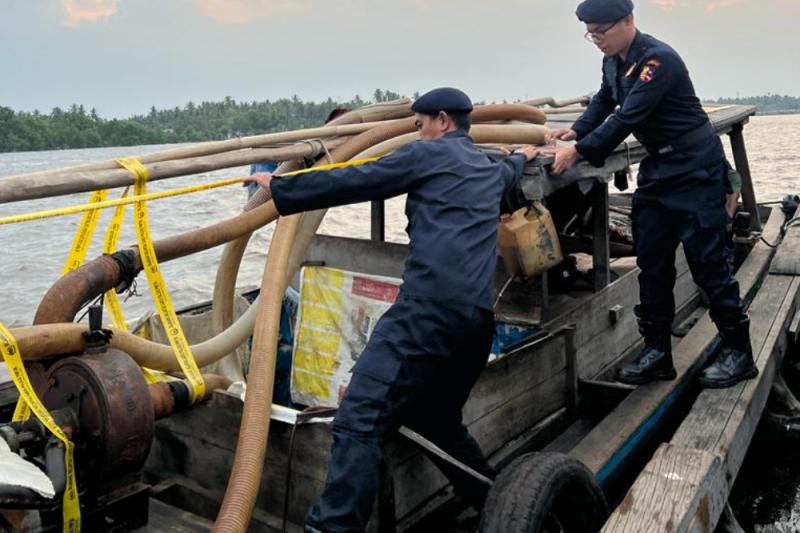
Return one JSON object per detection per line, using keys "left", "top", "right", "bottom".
{"left": 576, "top": 0, "right": 634, "bottom": 23}
{"left": 411, "top": 87, "right": 473, "bottom": 115}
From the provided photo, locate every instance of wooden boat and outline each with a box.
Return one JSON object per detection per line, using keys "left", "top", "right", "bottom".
{"left": 1, "top": 103, "right": 796, "bottom": 533}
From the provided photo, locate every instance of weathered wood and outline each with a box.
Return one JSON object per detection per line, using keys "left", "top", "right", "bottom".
{"left": 571, "top": 208, "right": 785, "bottom": 481}
{"left": 593, "top": 182, "right": 612, "bottom": 291}
{"left": 601, "top": 443, "right": 725, "bottom": 533}
{"left": 728, "top": 124, "right": 762, "bottom": 232}
{"left": 604, "top": 217, "right": 800, "bottom": 532}
{"left": 0, "top": 142, "right": 329, "bottom": 204}
{"left": 605, "top": 276, "right": 800, "bottom": 532}
{"left": 523, "top": 105, "right": 756, "bottom": 197}
{"left": 546, "top": 249, "right": 695, "bottom": 380}
{"left": 771, "top": 223, "right": 800, "bottom": 275}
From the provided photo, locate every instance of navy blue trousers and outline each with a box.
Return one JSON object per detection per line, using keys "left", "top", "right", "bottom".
{"left": 306, "top": 296, "right": 495, "bottom": 532}
{"left": 632, "top": 195, "right": 744, "bottom": 328}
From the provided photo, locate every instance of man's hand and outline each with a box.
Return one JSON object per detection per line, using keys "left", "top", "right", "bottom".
{"left": 552, "top": 145, "right": 579, "bottom": 175}
{"left": 545, "top": 128, "right": 578, "bottom": 145}
{"left": 515, "top": 145, "right": 540, "bottom": 161}
{"left": 242, "top": 172, "right": 274, "bottom": 190}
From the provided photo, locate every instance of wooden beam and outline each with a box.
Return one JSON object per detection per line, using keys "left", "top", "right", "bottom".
{"left": 570, "top": 208, "right": 785, "bottom": 483}
{"left": 728, "top": 124, "right": 762, "bottom": 231}
{"left": 604, "top": 275, "right": 800, "bottom": 532}
{"left": 593, "top": 182, "right": 611, "bottom": 291}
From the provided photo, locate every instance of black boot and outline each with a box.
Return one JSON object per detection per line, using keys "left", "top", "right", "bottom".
{"left": 700, "top": 317, "right": 758, "bottom": 389}
{"left": 617, "top": 320, "right": 677, "bottom": 385}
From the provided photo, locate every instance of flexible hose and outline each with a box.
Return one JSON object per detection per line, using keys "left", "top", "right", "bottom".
{"left": 34, "top": 201, "right": 279, "bottom": 324}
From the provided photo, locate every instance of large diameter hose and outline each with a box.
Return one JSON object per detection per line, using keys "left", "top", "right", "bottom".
{"left": 34, "top": 198, "right": 279, "bottom": 325}
{"left": 212, "top": 103, "right": 547, "bottom": 531}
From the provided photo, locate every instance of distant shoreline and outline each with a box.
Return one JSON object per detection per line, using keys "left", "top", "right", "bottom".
{"left": 753, "top": 109, "right": 800, "bottom": 116}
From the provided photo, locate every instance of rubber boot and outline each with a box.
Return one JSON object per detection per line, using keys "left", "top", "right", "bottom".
{"left": 617, "top": 320, "right": 677, "bottom": 385}
{"left": 700, "top": 317, "right": 758, "bottom": 389}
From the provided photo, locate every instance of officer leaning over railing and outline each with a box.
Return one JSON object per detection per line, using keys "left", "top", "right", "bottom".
{"left": 548, "top": 0, "right": 757, "bottom": 389}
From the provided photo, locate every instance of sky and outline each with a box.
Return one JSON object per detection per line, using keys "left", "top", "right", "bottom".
{"left": 0, "top": 0, "right": 797, "bottom": 117}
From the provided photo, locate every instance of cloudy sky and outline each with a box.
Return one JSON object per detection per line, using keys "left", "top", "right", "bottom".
{"left": 0, "top": 0, "right": 797, "bottom": 117}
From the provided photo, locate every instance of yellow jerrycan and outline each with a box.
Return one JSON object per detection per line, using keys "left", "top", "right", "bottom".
{"left": 498, "top": 202, "right": 563, "bottom": 278}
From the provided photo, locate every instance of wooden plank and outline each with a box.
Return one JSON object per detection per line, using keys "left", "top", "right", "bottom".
{"left": 521, "top": 105, "right": 756, "bottom": 197}
{"left": 771, "top": 224, "right": 800, "bottom": 275}
{"left": 671, "top": 276, "right": 796, "bottom": 451}
{"left": 605, "top": 235, "right": 800, "bottom": 532}
{"left": 728, "top": 125, "right": 762, "bottom": 232}
{"left": 606, "top": 277, "right": 800, "bottom": 533}
{"left": 546, "top": 249, "right": 694, "bottom": 381}
{"left": 593, "top": 182, "right": 612, "bottom": 291}
{"left": 570, "top": 208, "right": 785, "bottom": 481}
{"left": 601, "top": 443, "right": 725, "bottom": 533}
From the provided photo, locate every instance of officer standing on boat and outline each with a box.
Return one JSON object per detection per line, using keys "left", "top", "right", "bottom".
{"left": 548, "top": 0, "right": 757, "bottom": 389}
{"left": 245, "top": 87, "right": 539, "bottom": 532}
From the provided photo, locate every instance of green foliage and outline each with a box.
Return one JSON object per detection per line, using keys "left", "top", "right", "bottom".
{"left": 0, "top": 90, "right": 407, "bottom": 153}
{"left": 709, "top": 94, "right": 800, "bottom": 115}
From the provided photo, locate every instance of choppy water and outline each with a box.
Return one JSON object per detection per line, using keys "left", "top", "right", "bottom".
{"left": 0, "top": 114, "right": 798, "bottom": 528}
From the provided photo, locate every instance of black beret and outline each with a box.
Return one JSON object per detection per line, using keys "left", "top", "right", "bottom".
{"left": 576, "top": 0, "right": 634, "bottom": 23}
{"left": 411, "top": 87, "right": 473, "bottom": 115}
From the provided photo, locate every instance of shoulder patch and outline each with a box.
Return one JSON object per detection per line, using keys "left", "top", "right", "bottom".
{"left": 639, "top": 59, "right": 661, "bottom": 83}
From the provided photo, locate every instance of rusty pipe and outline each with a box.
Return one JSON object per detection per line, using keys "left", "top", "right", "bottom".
{"left": 150, "top": 373, "right": 232, "bottom": 419}
{"left": 34, "top": 201, "right": 279, "bottom": 325}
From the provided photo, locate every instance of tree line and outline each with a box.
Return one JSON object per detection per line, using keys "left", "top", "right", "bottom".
{"left": 709, "top": 94, "right": 800, "bottom": 115}
{"left": 0, "top": 89, "right": 407, "bottom": 153}
{"left": 0, "top": 90, "right": 796, "bottom": 153}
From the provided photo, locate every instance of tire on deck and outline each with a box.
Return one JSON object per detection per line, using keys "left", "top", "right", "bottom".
{"left": 479, "top": 452, "right": 609, "bottom": 533}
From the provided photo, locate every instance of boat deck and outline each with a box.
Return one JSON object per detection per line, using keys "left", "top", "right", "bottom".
{"left": 602, "top": 211, "right": 800, "bottom": 531}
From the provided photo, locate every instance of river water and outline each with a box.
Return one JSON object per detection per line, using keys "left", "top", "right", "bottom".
{"left": 0, "top": 113, "right": 798, "bottom": 528}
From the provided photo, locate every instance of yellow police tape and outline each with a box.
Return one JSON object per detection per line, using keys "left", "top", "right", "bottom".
{"left": 102, "top": 187, "right": 130, "bottom": 333}
{"left": 0, "top": 156, "right": 381, "bottom": 227}
{"left": 116, "top": 157, "right": 206, "bottom": 402}
{"left": 0, "top": 178, "right": 242, "bottom": 226}
{"left": 0, "top": 323, "right": 81, "bottom": 532}
{"left": 276, "top": 156, "right": 379, "bottom": 177}
{"left": 62, "top": 190, "right": 108, "bottom": 275}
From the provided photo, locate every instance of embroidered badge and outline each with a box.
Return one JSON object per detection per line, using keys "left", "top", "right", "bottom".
{"left": 639, "top": 59, "right": 661, "bottom": 83}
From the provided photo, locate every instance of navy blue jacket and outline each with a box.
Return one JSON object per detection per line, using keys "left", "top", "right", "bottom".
{"left": 573, "top": 32, "right": 725, "bottom": 181}
{"left": 270, "top": 130, "right": 527, "bottom": 310}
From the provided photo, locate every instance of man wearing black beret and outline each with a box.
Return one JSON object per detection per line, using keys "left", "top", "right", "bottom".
{"left": 246, "top": 87, "right": 539, "bottom": 532}
{"left": 548, "top": 0, "right": 756, "bottom": 389}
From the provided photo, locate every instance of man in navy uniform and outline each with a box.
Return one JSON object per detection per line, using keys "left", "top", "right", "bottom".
{"left": 548, "top": 0, "right": 757, "bottom": 389}
{"left": 245, "top": 87, "right": 539, "bottom": 532}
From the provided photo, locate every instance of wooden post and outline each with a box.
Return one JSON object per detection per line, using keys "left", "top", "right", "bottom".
{"left": 562, "top": 326, "right": 579, "bottom": 416}
{"left": 592, "top": 182, "right": 611, "bottom": 291}
{"left": 728, "top": 124, "right": 762, "bottom": 231}
{"left": 371, "top": 200, "right": 385, "bottom": 242}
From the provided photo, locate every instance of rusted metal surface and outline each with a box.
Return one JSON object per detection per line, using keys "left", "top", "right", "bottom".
{"left": 33, "top": 255, "right": 122, "bottom": 325}
{"left": 39, "top": 349, "right": 153, "bottom": 483}
{"left": 149, "top": 382, "right": 176, "bottom": 420}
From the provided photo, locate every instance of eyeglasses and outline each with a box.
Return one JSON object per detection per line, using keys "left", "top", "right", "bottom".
{"left": 584, "top": 19, "right": 621, "bottom": 42}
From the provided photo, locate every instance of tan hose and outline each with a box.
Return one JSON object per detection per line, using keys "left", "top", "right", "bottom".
{"left": 34, "top": 201, "right": 279, "bottom": 324}
{"left": 358, "top": 124, "right": 549, "bottom": 159}
{"left": 206, "top": 105, "right": 403, "bottom": 376}
{"left": 212, "top": 103, "right": 545, "bottom": 531}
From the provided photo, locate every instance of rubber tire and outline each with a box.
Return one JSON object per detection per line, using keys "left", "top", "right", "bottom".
{"left": 478, "top": 452, "right": 609, "bottom": 533}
